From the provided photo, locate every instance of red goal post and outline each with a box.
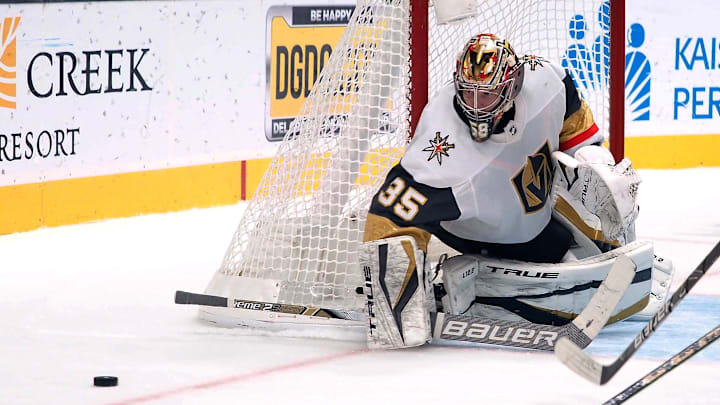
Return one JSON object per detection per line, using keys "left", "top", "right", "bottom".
{"left": 608, "top": 0, "right": 625, "bottom": 163}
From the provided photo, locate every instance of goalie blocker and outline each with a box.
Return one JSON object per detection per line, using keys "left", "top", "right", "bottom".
{"left": 361, "top": 237, "right": 655, "bottom": 349}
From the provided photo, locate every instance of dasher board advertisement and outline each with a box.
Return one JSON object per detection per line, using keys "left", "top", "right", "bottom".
{"left": 0, "top": 2, "right": 265, "bottom": 188}
{"left": 265, "top": 5, "right": 354, "bottom": 141}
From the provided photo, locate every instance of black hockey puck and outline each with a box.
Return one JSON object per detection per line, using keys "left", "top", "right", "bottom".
{"left": 93, "top": 376, "right": 118, "bottom": 387}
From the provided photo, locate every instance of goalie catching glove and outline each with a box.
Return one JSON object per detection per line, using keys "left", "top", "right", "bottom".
{"left": 553, "top": 145, "right": 641, "bottom": 242}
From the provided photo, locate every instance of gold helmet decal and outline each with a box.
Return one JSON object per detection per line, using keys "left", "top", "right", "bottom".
{"left": 454, "top": 34, "right": 524, "bottom": 142}
{"left": 462, "top": 37, "right": 499, "bottom": 84}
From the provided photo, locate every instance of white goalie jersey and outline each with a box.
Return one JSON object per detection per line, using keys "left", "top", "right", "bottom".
{"left": 365, "top": 58, "right": 602, "bottom": 254}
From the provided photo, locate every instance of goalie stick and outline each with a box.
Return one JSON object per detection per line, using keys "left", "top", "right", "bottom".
{"left": 603, "top": 323, "right": 720, "bottom": 405}
{"left": 555, "top": 240, "right": 720, "bottom": 385}
{"left": 176, "top": 253, "right": 635, "bottom": 351}
{"left": 175, "top": 290, "right": 363, "bottom": 320}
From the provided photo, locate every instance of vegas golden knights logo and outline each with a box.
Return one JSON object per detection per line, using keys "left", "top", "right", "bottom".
{"left": 423, "top": 132, "right": 455, "bottom": 165}
{"left": 512, "top": 141, "right": 553, "bottom": 214}
{"left": 521, "top": 55, "right": 547, "bottom": 71}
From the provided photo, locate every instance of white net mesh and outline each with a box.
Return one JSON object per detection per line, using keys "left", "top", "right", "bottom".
{"left": 204, "top": 0, "right": 613, "bottom": 313}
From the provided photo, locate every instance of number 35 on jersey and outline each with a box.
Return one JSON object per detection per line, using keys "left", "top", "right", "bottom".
{"left": 369, "top": 165, "right": 462, "bottom": 227}
{"left": 377, "top": 178, "right": 429, "bottom": 221}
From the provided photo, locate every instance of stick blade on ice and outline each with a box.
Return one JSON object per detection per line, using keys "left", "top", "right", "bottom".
{"left": 554, "top": 254, "right": 637, "bottom": 383}
{"left": 555, "top": 337, "right": 604, "bottom": 384}
{"left": 556, "top": 240, "right": 720, "bottom": 386}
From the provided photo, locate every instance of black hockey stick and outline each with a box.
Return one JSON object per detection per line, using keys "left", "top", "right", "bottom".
{"left": 603, "top": 323, "right": 720, "bottom": 405}
{"left": 178, "top": 254, "right": 636, "bottom": 351}
{"left": 175, "top": 290, "right": 362, "bottom": 320}
{"left": 555, "top": 240, "right": 720, "bottom": 385}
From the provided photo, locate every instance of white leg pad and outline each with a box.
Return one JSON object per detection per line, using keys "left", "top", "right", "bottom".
{"left": 361, "top": 236, "right": 432, "bottom": 349}
{"left": 439, "top": 241, "right": 655, "bottom": 324}
{"left": 440, "top": 255, "right": 479, "bottom": 314}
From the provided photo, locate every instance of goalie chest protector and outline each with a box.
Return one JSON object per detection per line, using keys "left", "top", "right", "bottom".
{"left": 401, "top": 61, "right": 567, "bottom": 244}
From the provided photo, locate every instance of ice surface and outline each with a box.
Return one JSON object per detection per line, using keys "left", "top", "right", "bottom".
{"left": 1, "top": 168, "right": 719, "bottom": 405}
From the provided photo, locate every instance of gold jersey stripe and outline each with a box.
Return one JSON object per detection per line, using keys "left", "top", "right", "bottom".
{"left": 559, "top": 99, "right": 597, "bottom": 144}
{"left": 554, "top": 196, "right": 620, "bottom": 248}
{"left": 363, "top": 213, "right": 432, "bottom": 253}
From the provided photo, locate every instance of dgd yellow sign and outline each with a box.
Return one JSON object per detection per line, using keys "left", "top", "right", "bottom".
{"left": 265, "top": 6, "right": 354, "bottom": 141}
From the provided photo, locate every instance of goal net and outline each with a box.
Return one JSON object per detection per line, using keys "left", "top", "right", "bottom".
{"left": 201, "top": 0, "right": 618, "bottom": 327}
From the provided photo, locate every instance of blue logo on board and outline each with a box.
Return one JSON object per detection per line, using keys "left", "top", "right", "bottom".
{"left": 561, "top": 1, "right": 650, "bottom": 121}
{"left": 626, "top": 23, "right": 650, "bottom": 121}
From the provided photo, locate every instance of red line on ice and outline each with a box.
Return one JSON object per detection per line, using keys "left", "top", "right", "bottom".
{"left": 104, "top": 348, "right": 368, "bottom": 405}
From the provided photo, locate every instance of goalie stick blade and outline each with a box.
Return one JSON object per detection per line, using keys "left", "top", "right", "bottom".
{"left": 555, "top": 240, "right": 720, "bottom": 386}
{"left": 555, "top": 337, "right": 604, "bottom": 384}
{"left": 175, "top": 290, "right": 228, "bottom": 307}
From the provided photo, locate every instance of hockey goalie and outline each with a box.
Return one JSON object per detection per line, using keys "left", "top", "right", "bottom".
{"left": 361, "top": 33, "right": 675, "bottom": 349}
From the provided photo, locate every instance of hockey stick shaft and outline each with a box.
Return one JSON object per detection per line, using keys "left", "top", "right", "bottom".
{"left": 555, "top": 240, "right": 720, "bottom": 385}
{"left": 567, "top": 255, "right": 637, "bottom": 341}
{"left": 604, "top": 324, "right": 720, "bottom": 405}
{"left": 174, "top": 290, "right": 357, "bottom": 320}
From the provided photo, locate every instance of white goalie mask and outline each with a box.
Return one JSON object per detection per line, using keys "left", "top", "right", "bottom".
{"left": 454, "top": 33, "right": 525, "bottom": 142}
